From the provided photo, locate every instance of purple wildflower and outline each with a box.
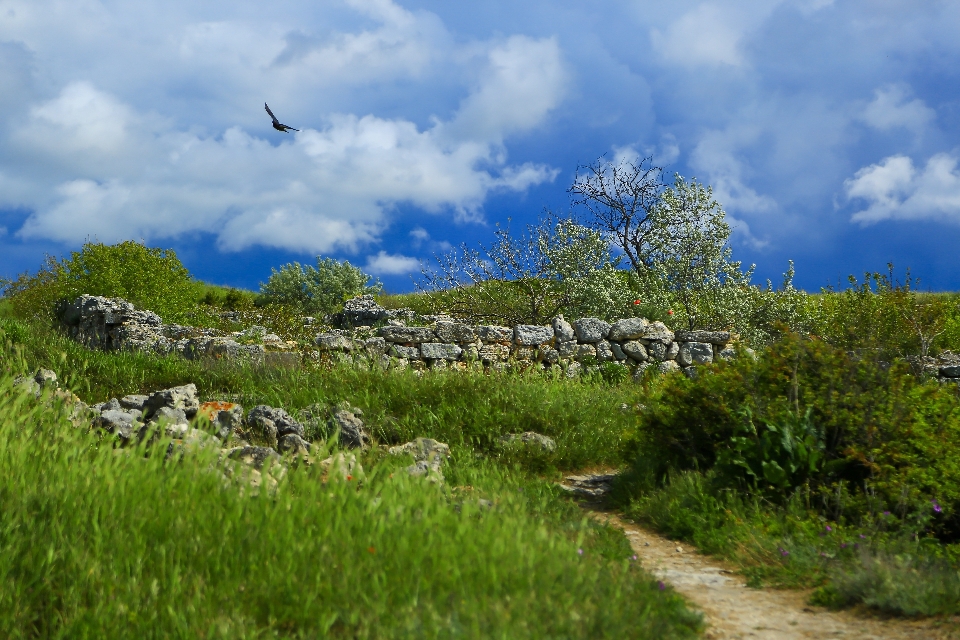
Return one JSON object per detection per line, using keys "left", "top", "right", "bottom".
{"left": 631, "top": 554, "right": 638, "bottom": 561}
{"left": 779, "top": 547, "right": 789, "bottom": 557}
{"left": 932, "top": 499, "right": 942, "bottom": 514}
{"left": 825, "top": 525, "right": 832, "bottom": 532}
{"left": 577, "top": 548, "right": 583, "bottom": 556}
{"left": 658, "top": 581, "right": 666, "bottom": 591}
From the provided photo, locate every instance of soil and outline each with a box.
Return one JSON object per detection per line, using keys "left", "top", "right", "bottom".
{"left": 589, "top": 509, "right": 959, "bottom": 639}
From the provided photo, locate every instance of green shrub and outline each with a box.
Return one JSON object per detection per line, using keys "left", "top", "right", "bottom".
{"left": 258, "top": 257, "right": 381, "bottom": 316}
{"left": 629, "top": 333, "right": 960, "bottom": 533}
{"left": 2, "top": 241, "right": 202, "bottom": 324}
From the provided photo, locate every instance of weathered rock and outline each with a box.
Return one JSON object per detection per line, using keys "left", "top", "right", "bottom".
{"left": 556, "top": 340, "right": 577, "bottom": 358}
{"left": 609, "top": 317, "right": 649, "bottom": 341}
{"left": 149, "top": 406, "right": 189, "bottom": 428}
{"left": 574, "top": 318, "right": 611, "bottom": 343}
{"left": 119, "top": 394, "right": 149, "bottom": 412}
{"left": 647, "top": 341, "right": 679, "bottom": 362}
{"left": 380, "top": 326, "right": 436, "bottom": 343}
{"left": 421, "top": 342, "right": 463, "bottom": 360}
{"left": 717, "top": 346, "right": 737, "bottom": 361}
{"left": 559, "top": 473, "right": 618, "bottom": 498}
{"left": 389, "top": 437, "right": 450, "bottom": 477}
{"left": 328, "top": 294, "right": 391, "bottom": 328}
{"left": 390, "top": 344, "right": 420, "bottom": 359}
{"left": 552, "top": 316, "right": 576, "bottom": 342}
{"left": 499, "top": 431, "right": 556, "bottom": 453}
{"left": 683, "top": 366, "right": 699, "bottom": 380}
{"left": 479, "top": 344, "right": 510, "bottom": 362}
{"left": 540, "top": 347, "right": 560, "bottom": 364}
{"left": 476, "top": 326, "right": 514, "bottom": 343}
{"left": 318, "top": 452, "right": 363, "bottom": 481}
{"left": 609, "top": 342, "right": 628, "bottom": 361}
{"left": 674, "top": 330, "right": 731, "bottom": 345}
{"left": 940, "top": 365, "right": 960, "bottom": 378}
{"left": 227, "top": 446, "right": 282, "bottom": 470}
{"left": 198, "top": 401, "right": 244, "bottom": 440}
{"left": 574, "top": 343, "right": 597, "bottom": 361}
{"left": 622, "top": 340, "right": 648, "bottom": 361}
{"left": 97, "top": 409, "right": 140, "bottom": 443}
{"left": 315, "top": 332, "right": 355, "bottom": 351}
{"left": 246, "top": 405, "right": 305, "bottom": 448}
{"left": 657, "top": 360, "right": 681, "bottom": 374}
{"left": 144, "top": 384, "right": 199, "bottom": 420}
{"left": 434, "top": 321, "right": 475, "bottom": 343}
{"left": 677, "top": 342, "right": 714, "bottom": 367}
{"left": 363, "top": 337, "right": 388, "bottom": 356}
{"left": 329, "top": 409, "right": 370, "bottom": 449}
{"left": 565, "top": 362, "right": 582, "bottom": 378}
{"left": 595, "top": 340, "right": 615, "bottom": 362}
{"left": 640, "top": 321, "right": 675, "bottom": 343}
{"left": 515, "top": 325, "right": 554, "bottom": 346}
{"left": 277, "top": 433, "right": 312, "bottom": 456}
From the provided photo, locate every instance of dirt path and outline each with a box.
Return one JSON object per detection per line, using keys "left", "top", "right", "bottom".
{"left": 560, "top": 476, "right": 956, "bottom": 639}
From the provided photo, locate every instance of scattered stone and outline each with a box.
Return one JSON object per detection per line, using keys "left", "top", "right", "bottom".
{"left": 315, "top": 332, "right": 355, "bottom": 351}
{"left": 277, "top": 433, "right": 312, "bottom": 456}
{"left": 499, "top": 431, "right": 556, "bottom": 453}
{"left": 144, "top": 384, "right": 199, "bottom": 420}
{"left": 389, "top": 437, "right": 450, "bottom": 477}
{"left": 329, "top": 407, "right": 370, "bottom": 449}
{"left": 197, "top": 401, "right": 244, "bottom": 440}
{"left": 246, "top": 405, "right": 305, "bottom": 448}
{"left": 574, "top": 317, "right": 611, "bottom": 343}
{"left": 119, "top": 394, "right": 149, "bottom": 412}
{"left": 559, "top": 473, "right": 618, "bottom": 498}
{"left": 227, "top": 446, "right": 282, "bottom": 470}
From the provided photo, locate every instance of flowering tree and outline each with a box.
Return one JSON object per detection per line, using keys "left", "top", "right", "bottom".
{"left": 259, "top": 257, "right": 381, "bottom": 316}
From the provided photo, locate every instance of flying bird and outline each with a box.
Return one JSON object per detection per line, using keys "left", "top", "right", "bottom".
{"left": 264, "top": 103, "right": 299, "bottom": 132}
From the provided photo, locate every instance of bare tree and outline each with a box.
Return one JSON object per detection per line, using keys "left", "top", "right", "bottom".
{"left": 568, "top": 155, "right": 667, "bottom": 277}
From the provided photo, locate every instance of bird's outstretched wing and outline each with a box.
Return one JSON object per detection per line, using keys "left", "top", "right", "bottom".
{"left": 264, "top": 103, "right": 280, "bottom": 126}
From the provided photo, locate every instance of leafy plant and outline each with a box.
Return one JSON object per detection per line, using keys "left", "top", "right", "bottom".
{"left": 258, "top": 257, "right": 381, "bottom": 316}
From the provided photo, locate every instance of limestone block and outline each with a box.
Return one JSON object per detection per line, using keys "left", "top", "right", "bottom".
{"left": 552, "top": 316, "right": 576, "bottom": 342}
{"left": 574, "top": 343, "right": 597, "bottom": 361}
{"left": 390, "top": 345, "right": 421, "bottom": 359}
{"left": 556, "top": 340, "right": 577, "bottom": 358}
{"left": 609, "top": 342, "right": 628, "bottom": 361}
{"left": 640, "top": 321, "right": 675, "bottom": 343}
{"left": 595, "top": 340, "right": 615, "bottom": 362}
{"left": 677, "top": 342, "right": 714, "bottom": 367}
{"left": 609, "top": 317, "right": 649, "bottom": 341}
{"left": 434, "top": 321, "right": 476, "bottom": 343}
{"left": 622, "top": 340, "right": 648, "bottom": 361}
{"left": 476, "top": 326, "right": 514, "bottom": 343}
{"left": 479, "top": 344, "right": 511, "bottom": 362}
{"left": 420, "top": 342, "right": 463, "bottom": 360}
{"left": 380, "top": 326, "right": 436, "bottom": 343}
{"left": 674, "top": 330, "right": 731, "bottom": 345}
{"left": 514, "top": 325, "right": 555, "bottom": 346}
{"left": 574, "top": 318, "right": 611, "bottom": 343}
{"left": 658, "top": 360, "right": 681, "bottom": 374}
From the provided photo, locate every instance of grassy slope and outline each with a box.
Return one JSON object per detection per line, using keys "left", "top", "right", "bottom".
{"left": 0, "top": 322, "right": 701, "bottom": 638}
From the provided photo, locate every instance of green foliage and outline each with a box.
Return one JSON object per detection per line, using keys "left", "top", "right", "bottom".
{"left": 198, "top": 284, "right": 258, "bottom": 311}
{"left": 1, "top": 241, "right": 202, "bottom": 324}
{"left": 258, "top": 257, "right": 382, "bottom": 316}
{"left": 0, "top": 357, "right": 700, "bottom": 638}
{"left": 420, "top": 215, "right": 638, "bottom": 325}
{"left": 629, "top": 332, "right": 960, "bottom": 532}
{"left": 715, "top": 408, "right": 826, "bottom": 497}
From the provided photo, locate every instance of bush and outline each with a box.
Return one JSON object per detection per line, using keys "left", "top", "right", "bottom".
{"left": 258, "top": 257, "right": 381, "bottom": 316}
{"left": 2, "top": 241, "right": 202, "bottom": 324}
{"left": 629, "top": 333, "right": 960, "bottom": 534}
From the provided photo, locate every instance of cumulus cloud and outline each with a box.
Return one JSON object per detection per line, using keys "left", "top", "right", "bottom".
{"left": 3, "top": 5, "right": 566, "bottom": 254}
{"left": 846, "top": 153, "right": 960, "bottom": 224}
{"left": 365, "top": 250, "right": 421, "bottom": 275}
{"left": 860, "top": 85, "right": 935, "bottom": 133}
{"left": 650, "top": 4, "right": 747, "bottom": 67}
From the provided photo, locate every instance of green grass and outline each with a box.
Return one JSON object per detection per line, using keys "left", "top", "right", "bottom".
{"left": 0, "top": 362, "right": 701, "bottom": 638}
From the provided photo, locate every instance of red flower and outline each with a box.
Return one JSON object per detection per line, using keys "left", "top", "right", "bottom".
{"left": 633, "top": 299, "right": 641, "bottom": 305}
{"left": 367, "top": 546, "right": 376, "bottom": 554}
{"left": 346, "top": 475, "right": 353, "bottom": 481}
{"left": 667, "top": 309, "right": 674, "bottom": 315}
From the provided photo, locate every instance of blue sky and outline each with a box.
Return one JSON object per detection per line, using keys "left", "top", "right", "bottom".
{"left": 2, "top": 0, "right": 960, "bottom": 294}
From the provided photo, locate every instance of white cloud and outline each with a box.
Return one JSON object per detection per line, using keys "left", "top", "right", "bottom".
{"left": 365, "top": 250, "right": 420, "bottom": 275}
{"left": 846, "top": 153, "right": 960, "bottom": 224}
{"left": 650, "top": 4, "right": 747, "bottom": 67}
{"left": 861, "top": 85, "right": 935, "bottom": 133}
{"left": 6, "top": 20, "right": 564, "bottom": 253}
{"left": 409, "top": 227, "right": 430, "bottom": 245}
{"left": 690, "top": 129, "right": 777, "bottom": 215}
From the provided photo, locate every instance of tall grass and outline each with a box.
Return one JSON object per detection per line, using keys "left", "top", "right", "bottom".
{"left": 0, "top": 366, "right": 701, "bottom": 638}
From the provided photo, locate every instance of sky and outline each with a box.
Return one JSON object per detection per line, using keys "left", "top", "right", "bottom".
{"left": 2, "top": 0, "right": 960, "bottom": 294}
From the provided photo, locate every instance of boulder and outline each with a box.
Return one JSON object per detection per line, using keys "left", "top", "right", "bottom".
{"left": 277, "top": 433, "right": 312, "bottom": 456}
{"left": 389, "top": 437, "right": 450, "bottom": 476}
{"left": 330, "top": 408, "right": 370, "bottom": 449}
{"left": 328, "top": 294, "right": 391, "bottom": 328}
{"left": 540, "top": 347, "right": 560, "bottom": 364}
{"left": 390, "top": 345, "right": 420, "bottom": 359}
{"left": 515, "top": 325, "right": 554, "bottom": 346}
{"left": 420, "top": 343, "right": 463, "bottom": 361}
{"left": 574, "top": 343, "right": 597, "bottom": 361}
{"left": 677, "top": 342, "right": 714, "bottom": 367}
{"left": 647, "top": 341, "right": 678, "bottom": 362}
{"left": 552, "top": 316, "right": 576, "bottom": 342}
{"left": 674, "top": 330, "right": 731, "bottom": 345}
{"left": 119, "top": 394, "right": 149, "bottom": 412}
{"left": 246, "top": 405, "right": 305, "bottom": 448}
{"left": 640, "top": 321, "right": 675, "bottom": 343}
{"left": 227, "top": 446, "right": 282, "bottom": 470}
{"left": 657, "top": 360, "right": 681, "bottom": 374}
{"left": 622, "top": 340, "right": 648, "bottom": 361}
{"left": 595, "top": 340, "right": 615, "bottom": 362}
{"left": 609, "top": 342, "right": 628, "bottom": 361}
{"left": 380, "top": 326, "right": 435, "bottom": 343}
{"left": 144, "top": 384, "right": 199, "bottom": 420}
{"left": 197, "top": 401, "right": 244, "bottom": 440}
{"left": 499, "top": 431, "right": 556, "bottom": 453}
{"left": 363, "top": 337, "right": 388, "bottom": 356}
{"left": 574, "top": 318, "right": 611, "bottom": 343}
{"left": 608, "top": 317, "right": 649, "bottom": 341}
{"left": 556, "top": 341, "right": 577, "bottom": 358}
{"left": 315, "top": 332, "right": 355, "bottom": 351}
